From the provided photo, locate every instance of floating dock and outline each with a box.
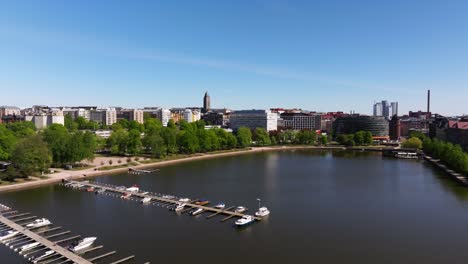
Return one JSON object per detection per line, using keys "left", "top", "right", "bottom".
{"left": 0, "top": 203, "right": 142, "bottom": 264}
{"left": 63, "top": 180, "right": 262, "bottom": 223}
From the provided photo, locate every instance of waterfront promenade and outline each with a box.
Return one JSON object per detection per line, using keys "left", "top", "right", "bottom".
{"left": 0, "top": 146, "right": 346, "bottom": 193}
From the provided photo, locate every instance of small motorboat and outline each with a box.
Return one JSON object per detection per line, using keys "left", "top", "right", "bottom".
{"left": 30, "top": 250, "right": 55, "bottom": 263}
{"left": 0, "top": 230, "right": 19, "bottom": 241}
{"left": 191, "top": 208, "right": 204, "bottom": 216}
{"left": 26, "top": 218, "right": 51, "bottom": 228}
{"left": 255, "top": 207, "right": 270, "bottom": 217}
{"left": 95, "top": 189, "right": 105, "bottom": 194}
{"left": 141, "top": 197, "right": 152, "bottom": 204}
{"left": 235, "top": 206, "right": 247, "bottom": 213}
{"left": 214, "top": 203, "right": 225, "bottom": 209}
{"left": 235, "top": 215, "right": 255, "bottom": 227}
{"left": 116, "top": 186, "right": 126, "bottom": 191}
{"left": 126, "top": 185, "right": 139, "bottom": 192}
{"left": 175, "top": 203, "right": 186, "bottom": 212}
{"left": 121, "top": 193, "right": 131, "bottom": 199}
{"left": 195, "top": 199, "right": 210, "bottom": 206}
{"left": 17, "top": 242, "right": 40, "bottom": 252}
{"left": 86, "top": 187, "right": 95, "bottom": 192}
{"left": 178, "top": 198, "right": 190, "bottom": 203}
{"left": 162, "top": 195, "right": 175, "bottom": 200}
{"left": 68, "top": 237, "right": 97, "bottom": 252}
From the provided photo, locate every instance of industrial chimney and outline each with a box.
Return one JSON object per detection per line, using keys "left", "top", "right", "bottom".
{"left": 427, "top": 90, "right": 431, "bottom": 113}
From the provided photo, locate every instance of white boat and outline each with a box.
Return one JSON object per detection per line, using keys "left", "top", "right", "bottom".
{"left": 175, "top": 203, "right": 186, "bottom": 212}
{"left": 30, "top": 250, "right": 55, "bottom": 263}
{"left": 235, "top": 215, "right": 255, "bottom": 226}
{"left": 26, "top": 218, "right": 51, "bottom": 228}
{"left": 214, "top": 203, "right": 225, "bottom": 209}
{"left": 178, "top": 198, "right": 190, "bottom": 203}
{"left": 68, "top": 237, "right": 97, "bottom": 252}
{"left": 235, "top": 206, "right": 247, "bottom": 213}
{"left": 255, "top": 207, "right": 270, "bottom": 217}
{"left": 141, "top": 197, "right": 152, "bottom": 204}
{"left": 126, "top": 185, "right": 140, "bottom": 192}
{"left": 18, "top": 242, "right": 40, "bottom": 252}
{"left": 0, "top": 230, "right": 19, "bottom": 241}
{"left": 191, "top": 208, "right": 204, "bottom": 215}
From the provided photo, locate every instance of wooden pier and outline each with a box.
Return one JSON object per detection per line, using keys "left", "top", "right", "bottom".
{"left": 0, "top": 203, "right": 144, "bottom": 264}
{"left": 64, "top": 180, "right": 262, "bottom": 222}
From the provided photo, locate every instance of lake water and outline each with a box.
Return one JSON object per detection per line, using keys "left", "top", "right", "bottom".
{"left": 1, "top": 150, "right": 468, "bottom": 264}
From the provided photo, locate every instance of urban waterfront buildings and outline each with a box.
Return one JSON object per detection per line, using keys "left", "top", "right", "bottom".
{"left": 430, "top": 116, "right": 468, "bottom": 152}
{"left": 116, "top": 109, "right": 144, "bottom": 124}
{"left": 90, "top": 108, "right": 117, "bottom": 126}
{"left": 333, "top": 115, "right": 389, "bottom": 137}
{"left": 229, "top": 110, "right": 278, "bottom": 131}
{"left": 279, "top": 112, "right": 321, "bottom": 131}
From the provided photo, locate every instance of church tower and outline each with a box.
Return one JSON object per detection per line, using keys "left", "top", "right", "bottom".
{"left": 203, "top": 91, "right": 211, "bottom": 113}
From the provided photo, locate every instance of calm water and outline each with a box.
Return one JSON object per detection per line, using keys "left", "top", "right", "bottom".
{"left": 2, "top": 150, "right": 468, "bottom": 264}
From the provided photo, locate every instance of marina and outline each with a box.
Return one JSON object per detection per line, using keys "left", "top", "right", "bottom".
{"left": 0, "top": 203, "right": 141, "bottom": 264}
{"left": 62, "top": 180, "right": 264, "bottom": 224}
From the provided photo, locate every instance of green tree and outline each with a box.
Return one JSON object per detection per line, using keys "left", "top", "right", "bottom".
{"left": 296, "top": 130, "right": 316, "bottom": 145}
{"left": 0, "top": 124, "right": 17, "bottom": 160}
{"left": 107, "top": 129, "right": 129, "bottom": 155}
{"left": 177, "top": 130, "right": 200, "bottom": 153}
{"left": 143, "top": 127, "right": 166, "bottom": 158}
{"left": 402, "top": 137, "right": 423, "bottom": 149}
{"left": 226, "top": 133, "right": 238, "bottom": 149}
{"left": 64, "top": 114, "right": 78, "bottom": 131}
{"left": 363, "top": 131, "right": 373, "bottom": 145}
{"left": 6, "top": 121, "right": 36, "bottom": 138}
{"left": 42, "top": 124, "right": 70, "bottom": 165}
{"left": 11, "top": 134, "right": 51, "bottom": 177}
{"left": 354, "top": 131, "right": 365, "bottom": 145}
{"left": 320, "top": 135, "right": 328, "bottom": 145}
{"left": 253, "top": 128, "right": 271, "bottom": 146}
{"left": 237, "top": 127, "right": 252, "bottom": 148}
{"left": 127, "top": 129, "right": 142, "bottom": 155}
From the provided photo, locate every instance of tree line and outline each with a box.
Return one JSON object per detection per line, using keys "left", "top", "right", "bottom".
{"left": 422, "top": 137, "right": 468, "bottom": 174}
{"left": 1, "top": 117, "right": 328, "bottom": 181}
{"left": 335, "top": 131, "right": 373, "bottom": 146}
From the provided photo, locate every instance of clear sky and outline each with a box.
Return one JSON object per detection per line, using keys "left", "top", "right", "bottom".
{"left": 1, "top": 0, "right": 467, "bottom": 115}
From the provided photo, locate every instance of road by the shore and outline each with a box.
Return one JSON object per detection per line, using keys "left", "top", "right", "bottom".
{"left": 0, "top": 146, "right": 346, "bottom": 193}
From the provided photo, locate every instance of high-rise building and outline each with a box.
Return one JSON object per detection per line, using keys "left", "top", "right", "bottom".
{"left": 373, "top": 102, "right": 383, "bottom": 116}
{"left": 229, "top": 110, "right": 278, "bottom": 131}
{"left": 333, "top": 115, "right": 389, "bottom": 137}
{"left": 90, "top": 108, "right": 117, "bottom": 126}
{"left": 381, "top": 100, "right": 389, "bottom": 118}
{"left": 156, "top": 108, "right": 171, "bottom": 126}
{"left": 203, "top": 91, "right": 211, "bottom": 113}
{"left": 391, "top": 102, "right": 398, "bottom": 117}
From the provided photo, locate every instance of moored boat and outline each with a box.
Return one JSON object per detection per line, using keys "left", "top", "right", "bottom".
{"left": 195, "top": 199, "right": 210, "bottom": 206}
{"left": 235, "top": 215, "right": 255, "bottom": 227}
{"left": 121, "top": 193, "right": 131, "bottom": 199}
{"left": 178, "top": 198, "right": 190, "bottom": 203}
{"left": 0, "top": 230, "right": 19, "bottom": 241}
{"left": 255, "top": 207, "right": 270, "bottom": 217}
{"left": 214, "top": 203, "right": 225, "bottom": 209}
{"left": 17, "top": 242, "right": 40, "bottom": 252}
{"left": 175, "top": 203, "right": 186, "bottom": 212}
{"left": 86, "top": 187, "right": 95, "bottom": 192}
{"left": 235, "top": 206, "right": 247, "bottom": 213}
{"left": 141, "top": 197, "right": 152, "bottom": 204}
{"left": 26, "top": 218, "right": 51, "bottom": 229}
{"left": 30, "top": 250, "right": 55, "bottom": 263}
{"left": 68, "top": 237, "right": 97, "bottom": 252}
{"left": 126, "top": 185, "right": 139, "bottom": 192}
{"left": 191, "top": 208, "right": 204, "bottom": 215}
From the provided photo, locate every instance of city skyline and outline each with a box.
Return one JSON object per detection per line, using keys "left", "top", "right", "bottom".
{"left": 1, "top": 1, "right": 468, "bottom": 115}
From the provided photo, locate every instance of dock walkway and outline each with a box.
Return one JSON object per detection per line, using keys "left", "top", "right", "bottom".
{"left": 0, "top": 214, "right": 92, "bottom": 264}
{"left": 66, "top": 180, "right": 261, "bottom": 222}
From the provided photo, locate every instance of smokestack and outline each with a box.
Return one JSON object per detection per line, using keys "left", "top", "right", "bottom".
{"left": 427, "top": 90, "right": 430, "bottom": 113}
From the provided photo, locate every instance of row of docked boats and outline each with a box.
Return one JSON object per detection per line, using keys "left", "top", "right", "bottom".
{"left": 0, "top": 216, "right": 97, "bottom": 263}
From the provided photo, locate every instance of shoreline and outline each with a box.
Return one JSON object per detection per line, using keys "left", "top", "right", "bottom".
{"left": 0, "top": 146, "right": 347, "bottom": 193}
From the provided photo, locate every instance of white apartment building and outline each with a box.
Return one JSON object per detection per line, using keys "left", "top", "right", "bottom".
{"left": 90, "top": 108, "right": 117, "bottom": 126}
{"left": 229, "top": 110, "right": 278, "bottom": 131}
{"left": 0, "top": 106, "right": 21, "bottom": 117}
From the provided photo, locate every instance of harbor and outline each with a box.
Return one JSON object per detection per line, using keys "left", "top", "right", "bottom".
{"left": 0, "top": 203, "right": 141, "bottom": 264}
{"left": 62, "top": 180, "right": 264, "bottom": 225}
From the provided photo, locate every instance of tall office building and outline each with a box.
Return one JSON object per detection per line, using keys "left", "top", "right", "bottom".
{"left": 373, "top": 102, "right": 383, "bottom": 116}
{"left": 203, "top": 91, "right": 211, "bottom": 113}
{"left": 391, "top": 102, "right": 398, "bottom": 117}
{"left": 229, "top": 110, "right": 278, "bottom": 131}
{"left": 381, "top": 100, "right": 389, "bottom": 118}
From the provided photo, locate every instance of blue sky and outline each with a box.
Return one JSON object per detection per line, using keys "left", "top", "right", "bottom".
{"left": 0, "top": 0, "right": 467, "bottom": 115}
